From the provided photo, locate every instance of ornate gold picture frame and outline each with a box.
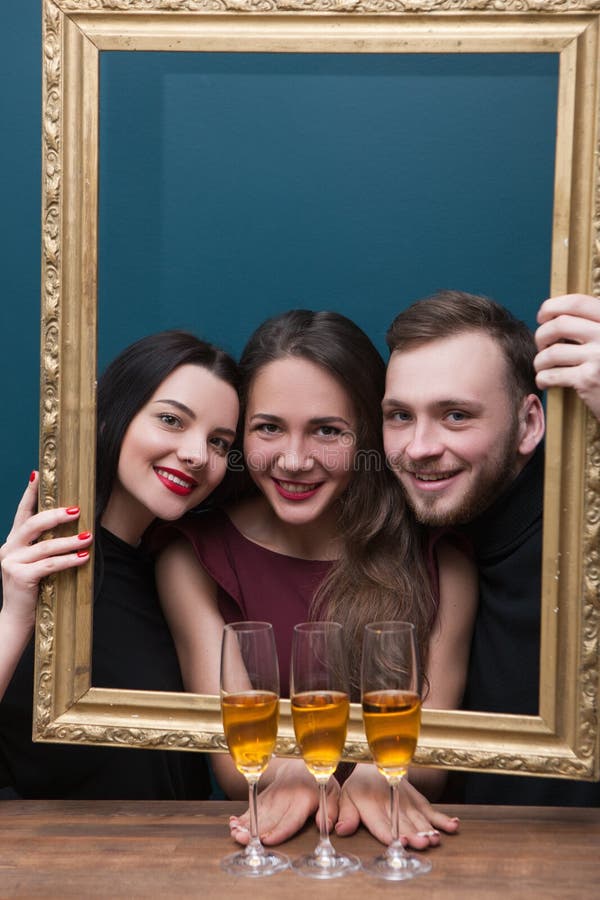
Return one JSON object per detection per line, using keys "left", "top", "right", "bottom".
{"left": 36, "top": 0, "right": 600, "bottom": 781}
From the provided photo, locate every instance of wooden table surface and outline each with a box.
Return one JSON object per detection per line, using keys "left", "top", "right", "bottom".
{"left": 0, "top": 800, "right": 598, "bottom": 898}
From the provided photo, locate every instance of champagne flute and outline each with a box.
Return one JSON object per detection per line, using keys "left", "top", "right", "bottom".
{"left": 220, "top": 621, "right": 289, "bottom": 876}
{"left": 290, "top": 622, "right": 360, "bottom": 878}
{"left": 361, "top": 620, "right": 432, "bottom": 880}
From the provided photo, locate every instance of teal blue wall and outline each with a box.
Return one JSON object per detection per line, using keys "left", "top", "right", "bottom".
{"left": 1, "top": 1, "right": 41, "bottom": 540}
{"left": 98, "top": 51, "right": 557, "bottom": 368}
{"left": 1, "top": 3, "right": 557, "bottom": 537}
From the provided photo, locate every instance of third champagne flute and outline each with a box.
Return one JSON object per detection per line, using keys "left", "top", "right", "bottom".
{"left": 361, "top": 620, "right": 432, "bottom": 881}
{"left": 290, "top": 621, "right": 360, "bottom": 878}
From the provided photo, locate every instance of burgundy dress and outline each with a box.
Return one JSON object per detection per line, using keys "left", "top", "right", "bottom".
{"left": 159, "top": 509, "right": 332, "bottom": 696}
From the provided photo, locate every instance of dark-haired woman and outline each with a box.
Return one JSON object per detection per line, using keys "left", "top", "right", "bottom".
{"left": 0, "top": 331, "right": 239, "bottom": 799}
{"left": 157, "top": 311, "right": 475, "bottom": 847}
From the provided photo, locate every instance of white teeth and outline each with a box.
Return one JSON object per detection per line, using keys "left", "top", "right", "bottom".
{"left": 279, "top": 481, "right": 316, "bottom": 494}
{"left": 416, "top": 473, "right": 452, "bottom": 482}
{"left": 156, "top": 468, "right": 193, "bottom": 489}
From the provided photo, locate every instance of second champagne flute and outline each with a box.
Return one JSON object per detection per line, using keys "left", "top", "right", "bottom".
{"left": 290, "top": 621, "right": 360, "bottom": 878}
{"left": 220, "top": 621, "right": 289, "bottom": 876}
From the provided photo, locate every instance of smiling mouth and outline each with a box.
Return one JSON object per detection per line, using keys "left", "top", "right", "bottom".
{"left": 272, "top": 479, "right": 323, "bottom": 500}
{"left": 154, "top": 467, "right": 198, "bottom": 496}
{"left": 402, "top": 468, "right": 462, "bottom": 490}
{"left": 414, "top": 472, "right": 456, "bottom": 482}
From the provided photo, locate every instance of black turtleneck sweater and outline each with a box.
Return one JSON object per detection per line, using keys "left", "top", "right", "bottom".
{"left": 462, "top": 443, "right": 544, "bottom": 717}
{"left": 448, "top": 444, "right": 600, "bottom": 805}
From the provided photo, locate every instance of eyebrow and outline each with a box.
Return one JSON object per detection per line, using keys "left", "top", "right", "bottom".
{"left": 153, "top": 399, "right": 236, "bottom": 437}
{"left": 382, "top": 397, "right": 485, "bottom": 414}
{"left": 153, "top": 399, "right": 195, "bottom": 418}
{"left": 249, "top": 413, "right": 353, "bottom": 428}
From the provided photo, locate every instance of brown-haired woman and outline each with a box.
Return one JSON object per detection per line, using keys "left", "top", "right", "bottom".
{"left": 157, "top": 310, "right": 475, "bottom": 849}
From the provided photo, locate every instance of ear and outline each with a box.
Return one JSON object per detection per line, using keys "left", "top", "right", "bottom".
{"left": 516, "top": 394, "right": 545, "bottom": 457}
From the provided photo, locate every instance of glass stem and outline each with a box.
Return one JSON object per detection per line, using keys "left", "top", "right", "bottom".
{"left": 387, "top": 777, "right": 409, "bottom": 861}
{"left": 244, "top": 777, "right": 264, "bottom": 861}
{"left": 314, "top": 780, "right": 335, "bottom": 862}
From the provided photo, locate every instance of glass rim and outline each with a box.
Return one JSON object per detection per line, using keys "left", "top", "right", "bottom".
{"left": 364, "top": 620, "right": 415, "bottom": 634}
{"left": 293, "top": 621, "right": 342, "bottom": 633}
{"left": 223, "top": 620, "right": 274, "bottom": 633}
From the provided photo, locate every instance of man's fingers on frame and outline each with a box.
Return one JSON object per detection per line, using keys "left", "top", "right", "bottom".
{"left": 535, "top": 367, "right": 578, "bottom": 391}
{"left": 537, "top": 294, "right": 600, "bottom": 325}
{"left": 534, "top": 343, "right": 585, "bottom": 371}
{"left": 536, "top": 314, "right": 600, "bottom": 350}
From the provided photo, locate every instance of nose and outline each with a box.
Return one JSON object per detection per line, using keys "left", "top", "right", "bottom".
{"left": 177, "top": 440, "right": 209, "bottom": 470}
{"left": 404, "top": 420, "right": 445, "bottom": 461}
{"left": 276, "top": 451, "right": 315, "bottom": 473}
{"left": 275, "top": 436, "right": 314, "bottom": 474}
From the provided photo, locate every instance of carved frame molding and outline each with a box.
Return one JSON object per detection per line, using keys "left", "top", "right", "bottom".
{"left": 37, "top": 0, "right": 600, "bottom": 780}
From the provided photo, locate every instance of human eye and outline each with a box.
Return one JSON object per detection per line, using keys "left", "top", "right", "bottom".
{"left": 316, "top": 424, "right": 343, "bottom": 439}
{"left": 209, "top": 435, "right": 232, "bottom": 455}
{"left": 254, "top": 422, "right": 281, "bottom": 435}
{"left": 445, "top": 410, "right": 469, "bottom": 424}
{"left": 384, "top": 409, "right": 411, "bottom": 424}
{"left": 157, "top": 412, "right": 182, "bottom": 428}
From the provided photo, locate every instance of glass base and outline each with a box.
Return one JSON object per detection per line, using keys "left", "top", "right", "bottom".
{"left": 292, "top": 850, "right": 361, "bottom": 879}
{"left": 362, "top": 850, "right": 432, "bottom": 881}
{"left": 221, "top": 848, "right": 290, "bottom": 877}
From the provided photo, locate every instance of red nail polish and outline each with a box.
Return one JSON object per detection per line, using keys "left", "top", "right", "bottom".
{"left": 29, "top": 471, "right": 36, "bottom": 483}
{"left": 77, "top": 550, "right": 90, "bottom": 559}
{"left": 66, "top": 506, "right": 80, "bottom": 516}
{"left": 78, "top": 531, "right": 92, "bottom": 541}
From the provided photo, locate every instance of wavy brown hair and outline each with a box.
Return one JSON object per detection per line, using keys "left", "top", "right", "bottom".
{"left": 237, "top": 310, "right": 436, "bottom": 696}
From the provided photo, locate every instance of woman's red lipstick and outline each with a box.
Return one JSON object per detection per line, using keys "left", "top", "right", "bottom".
{"left": 154, "top": 466, "right": 197, "bottom": 496}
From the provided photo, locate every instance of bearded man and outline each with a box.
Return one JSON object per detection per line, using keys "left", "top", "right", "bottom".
{"left": 380, "top": 290, "right": 599, "bottom": 806}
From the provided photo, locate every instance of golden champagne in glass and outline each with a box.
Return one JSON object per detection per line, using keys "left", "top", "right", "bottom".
{"left": 361, "top": 621, "right": 431, "bottom": 881}
{"left": 291, "top": 690, "right": 349, "bottom": 778}
{"left": 222, "top": 690, "right": 279, "bottom": 778}
{"left": 362, "top": 689, "right": 421, "bottom": 777}
{"left": 290, "top": 622, "right": 360, "bottom": 878}
{"left": 220, "top": 622, "right": 289, "bottom": 877}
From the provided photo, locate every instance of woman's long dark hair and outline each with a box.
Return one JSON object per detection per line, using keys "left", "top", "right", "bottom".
{"left": 95, "top": 330, "right": 239, "bottom": 522}
{"left": 237, "top": 310, "right": 436, "bottom": 695}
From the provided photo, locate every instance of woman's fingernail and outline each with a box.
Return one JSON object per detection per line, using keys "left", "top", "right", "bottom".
{"left": 78, "top": 531, "right": 92, "bottom": 540}
{"left": 417, "top": 830, "right": 439, "bottom": 837}
{"left": 77, "top": 550, "right": 90, "bottom": 559}
{"left": 231, "top": 824, "right": 249, "bottom": 834}
{"left": 29, "top": 471, "right": 37, "bottom": 483}
{"left": 66, "top": 506, "right": 80, "bottom": 516}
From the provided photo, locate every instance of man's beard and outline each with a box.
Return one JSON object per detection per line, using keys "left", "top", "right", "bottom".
{"left": 395, "top": 418, "right": 520, "bottom": 527}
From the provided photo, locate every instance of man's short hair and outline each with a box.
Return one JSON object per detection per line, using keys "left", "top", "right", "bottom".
{"left": 386, "top": 289, "right": 540, "bottom": 403}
